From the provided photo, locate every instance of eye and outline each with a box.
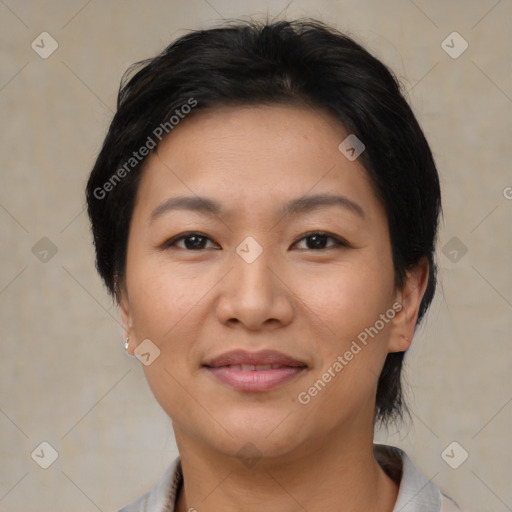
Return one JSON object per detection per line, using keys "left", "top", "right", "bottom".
{"left": 292, "top": 231, "right": 348, "bottom": 250}
{"left": 162, "top": 232, "right": 220, "bottom": 250}
{"left": 161, "top": 231, "right": 348, "bottom": 251}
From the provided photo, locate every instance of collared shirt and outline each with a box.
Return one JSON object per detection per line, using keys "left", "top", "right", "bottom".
{"left": 119, "top": 444, "right": 465, "bottom": 512}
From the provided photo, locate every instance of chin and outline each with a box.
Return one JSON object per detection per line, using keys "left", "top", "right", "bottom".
{"left": 213, "top": 408, "right": 307, "bottom": 457}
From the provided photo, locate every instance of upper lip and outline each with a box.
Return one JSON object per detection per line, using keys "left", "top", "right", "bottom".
{"left": 203, "top": 350, "right": 307, "bottom": 368}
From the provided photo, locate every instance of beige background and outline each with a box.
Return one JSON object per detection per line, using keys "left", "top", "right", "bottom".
{"left": 1, "top": 0, "right": 511, "bottom": 510}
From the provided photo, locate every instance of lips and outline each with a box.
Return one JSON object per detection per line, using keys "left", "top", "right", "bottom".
{"left": 218, "top": 363, "right": 289, "bottom": 371}
{"left": 204, "top": 349, "right": 306, "bottom": 369}
{"left": 203, "top": 350, "right": 307, "bottom": 392}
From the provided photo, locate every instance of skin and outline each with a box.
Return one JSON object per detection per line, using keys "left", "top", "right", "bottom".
{"left": 120, "top": 104, "right": 429, "bottom": 512}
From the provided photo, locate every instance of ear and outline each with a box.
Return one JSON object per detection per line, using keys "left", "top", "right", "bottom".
{"left": 388, "top": 257, "right": 430, "bottom": 353}
{"left": 119, "top": 290, "right": 136, "bottom": 356}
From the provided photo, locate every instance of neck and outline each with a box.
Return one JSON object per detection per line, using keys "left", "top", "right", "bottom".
{"left": 174, "top": 426, "right": 398, "bottom": 512}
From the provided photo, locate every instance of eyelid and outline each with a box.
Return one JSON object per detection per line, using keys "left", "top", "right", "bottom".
{"left": 291, "top": 231, "right": 350, "bottom": 250}
{"left": 160, "top": 231, "right": 220, "bottom": 250}
{"left": 160, "top": 230, "right": 350, "bottom": 251}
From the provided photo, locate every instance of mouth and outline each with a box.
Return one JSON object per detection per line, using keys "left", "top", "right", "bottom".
{"left": 203, "top": 350, "right": 307, "bottom": 392}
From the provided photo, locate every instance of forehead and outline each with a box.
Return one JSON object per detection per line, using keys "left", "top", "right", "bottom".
{"left": 134, "top": 104, "right": 383, "bottom": 223}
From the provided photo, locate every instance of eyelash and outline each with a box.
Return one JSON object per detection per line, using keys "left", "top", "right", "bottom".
{"left": 162, "top": 231, "right": 349, "bottom": 251}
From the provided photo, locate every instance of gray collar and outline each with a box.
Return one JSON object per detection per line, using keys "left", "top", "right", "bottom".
{"left": 375, "top": 444, "right": 441, "bottom": 511}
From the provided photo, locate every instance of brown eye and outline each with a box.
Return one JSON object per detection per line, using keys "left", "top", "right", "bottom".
{"left": 293, "top": 232, "right": 348, "bottom": 250}
{"left": 164, "top": 232, "right": 220, "bottom": 250}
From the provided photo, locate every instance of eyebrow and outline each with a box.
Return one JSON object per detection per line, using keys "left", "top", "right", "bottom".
{"left": 149, "top": 193, "right": 365, "bottom": 222}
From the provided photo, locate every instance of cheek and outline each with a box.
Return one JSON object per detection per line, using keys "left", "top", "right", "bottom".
{"left": 297, "top": 258, "right": 395, "bottom": 334}
{"left": 125, "top": 259, "right": 217, "bottom": 396}
{"left": 127, "top": 258, "right": 212, "bottom": 336}
{"left": 127, "top": 265, "right": 206, "bottom": 415}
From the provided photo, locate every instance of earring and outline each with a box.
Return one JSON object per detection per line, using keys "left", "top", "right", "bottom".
{"left": 124, "top": 337, "right": 130, "bottom": 351}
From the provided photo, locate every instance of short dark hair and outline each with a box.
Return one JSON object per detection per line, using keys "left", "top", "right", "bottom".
{"left": 86, "top": 18, "right": 441, "bottom": 425}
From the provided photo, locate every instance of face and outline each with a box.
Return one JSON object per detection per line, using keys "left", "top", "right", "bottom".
{"left": 120, "top": 104, "right": 427, "bottom": 461}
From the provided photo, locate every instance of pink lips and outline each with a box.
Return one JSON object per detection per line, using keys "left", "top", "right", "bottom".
{"left": 203, "top": 349, "right": 307, "bottom": 392}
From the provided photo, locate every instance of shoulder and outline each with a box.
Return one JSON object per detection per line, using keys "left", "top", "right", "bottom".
{"left": 118, "top": 457, "right": 182, "bottom": 512}
{"left": 441, "top": 494, "right": 466, "bottom": 511}
{"left": 374, "top": 444, "right": 466, "bottom": 512}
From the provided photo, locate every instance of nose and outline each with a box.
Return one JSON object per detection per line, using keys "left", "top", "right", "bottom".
{"left": 215, "top": 248, "right": 295, "bottom": 331}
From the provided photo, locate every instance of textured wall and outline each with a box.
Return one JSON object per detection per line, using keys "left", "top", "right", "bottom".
{"left": 1, "top": 0, "right": 510, "bottom": 510}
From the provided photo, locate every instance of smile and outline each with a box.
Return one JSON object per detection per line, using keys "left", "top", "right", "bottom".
{"left": 203, "top": 349, "right": 307, "bottom": 392}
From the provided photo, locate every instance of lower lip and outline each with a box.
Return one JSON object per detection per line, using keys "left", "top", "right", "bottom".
{"left": 205, "top": 366, "right": 306, "bottom": 392}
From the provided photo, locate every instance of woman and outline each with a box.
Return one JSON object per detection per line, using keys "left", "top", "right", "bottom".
{"left": 86, "top": 18, "right": 464, "bottom": 512}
